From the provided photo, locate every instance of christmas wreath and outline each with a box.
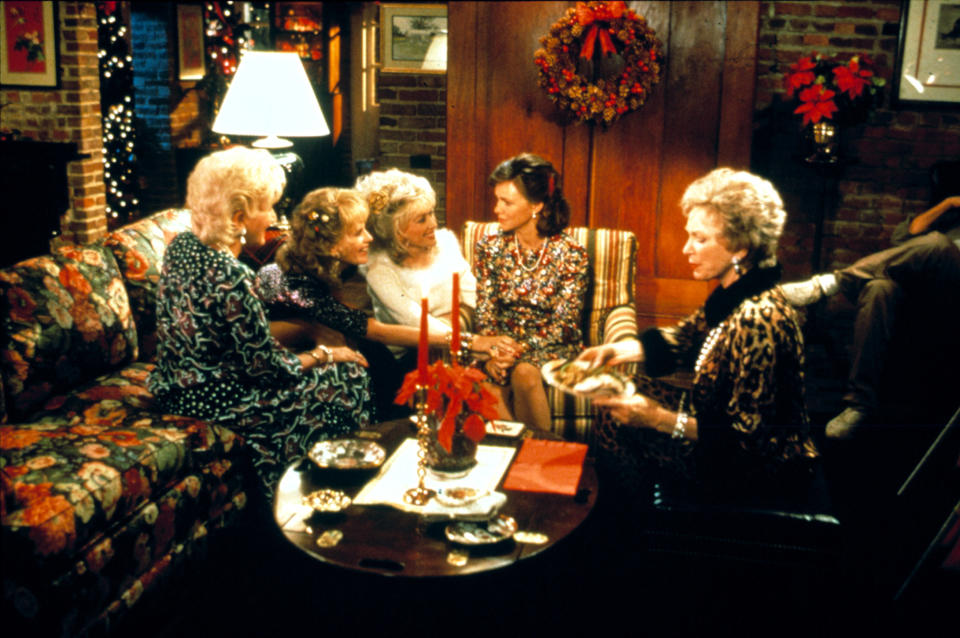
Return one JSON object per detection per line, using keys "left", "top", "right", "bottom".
{"left": 534, "top": 1, "right": 662, "bottom": 126}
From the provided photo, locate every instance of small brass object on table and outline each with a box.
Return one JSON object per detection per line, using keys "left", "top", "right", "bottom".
{"left": 403, "top": 386, "right": 436, "bottom": 506}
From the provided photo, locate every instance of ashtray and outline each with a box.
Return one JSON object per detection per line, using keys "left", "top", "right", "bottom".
{"left": 435, "top": 487, "right": 489, "bottom": 507}
{"left": 302, "top": 489, "right": 352, "bottom": 513}
{"left": 485, "top": 420, "right": 525, "bottom": 437}
{"left": 308, "top": 439, "right": 386, "bottom": 470}
{"left": 445, "top": 514, "right": 518, "bottom": 545}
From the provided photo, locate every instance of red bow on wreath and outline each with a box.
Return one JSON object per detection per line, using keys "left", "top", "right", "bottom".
{"left": 576, "top": 1, "right": 627, "bottom": 80}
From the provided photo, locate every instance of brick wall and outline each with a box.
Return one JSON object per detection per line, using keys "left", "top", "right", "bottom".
{"left": 1, "top": 2, "right": 105, "bottom": 245}
{"left": 377, "top": 73, "right": 448, "bottom": 222}
{"left": 754, "top": 0, "right": 960, "bottom": 275}
{"left": 130, "top": 5, "right": 179, "bottom": 213}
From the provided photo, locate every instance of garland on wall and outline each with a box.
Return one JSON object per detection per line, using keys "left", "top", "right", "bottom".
{"left": 534, "top": 1, "right": 662, "bottom": 127}
{"left": 97, "top": 2, "right": 140, "bottom": 227}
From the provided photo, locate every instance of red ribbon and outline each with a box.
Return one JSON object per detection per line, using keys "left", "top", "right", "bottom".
{"left": 579, "top": 25, "right": 617, "bottom": 60}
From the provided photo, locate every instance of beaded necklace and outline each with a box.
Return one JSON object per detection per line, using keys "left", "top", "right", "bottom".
{"left": 695, "top": 321, "right": 727, "bottom": 374}
{"left": 513, "top": 234, "right": 548, "bottom": 272}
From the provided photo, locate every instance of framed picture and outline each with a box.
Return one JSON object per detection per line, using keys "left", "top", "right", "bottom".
{"left": 894, "top": 0, "right": 960, "bottom": 106}
{"left": 380, "top": 3, "right": 447, "bottom": 73}
{"left": 1, "top": 1, "right": 58, "bottom": 88}
{"left": 177, "top": 4, "right": 206, "bottom": 80}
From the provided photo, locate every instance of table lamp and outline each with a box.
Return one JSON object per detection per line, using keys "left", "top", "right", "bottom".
{"left": 212, "top": 51, "right": 330, "bottom": 220}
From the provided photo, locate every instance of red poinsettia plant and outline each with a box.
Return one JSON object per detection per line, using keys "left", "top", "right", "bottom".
{"left": 783, "top": 52, "right": 885, "bottom": 126}
{"left": 395, "top": 360, "right": 500, "bottom": 453}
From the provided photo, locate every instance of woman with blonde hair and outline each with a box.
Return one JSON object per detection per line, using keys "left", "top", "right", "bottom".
{"left": 579, "top": 168, "right": 818, "bottom": 496}
{"left": 256, "top": 186, "right": 455, "bottom": 418}
{"left": 357, "top": 169, "right": 512, "bottom": 365}
{"left": 149, "top": 147, "right": 372, "bottom": 503}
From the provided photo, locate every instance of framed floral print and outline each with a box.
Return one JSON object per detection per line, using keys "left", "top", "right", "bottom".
{"left": 1, "top": 1, "right": 59, "bottom": 88}
{"left": 177, "top": 4, "right": 206, "bottom": 81}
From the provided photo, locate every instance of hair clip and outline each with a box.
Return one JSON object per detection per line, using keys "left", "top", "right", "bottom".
{"left": 548, "top": 174, "right": 555, "bottom": 196}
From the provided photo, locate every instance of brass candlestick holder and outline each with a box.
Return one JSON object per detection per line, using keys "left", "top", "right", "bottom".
{"left": 403, "top": 385, "right": 435, "bottom": 506}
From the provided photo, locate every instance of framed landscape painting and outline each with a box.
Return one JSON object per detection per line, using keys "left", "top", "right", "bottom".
{"left": 380, "top": 4, "right": 447, "bottom": 73}
{"left": 1, "top": 1, "right": 58, "bottom": 88}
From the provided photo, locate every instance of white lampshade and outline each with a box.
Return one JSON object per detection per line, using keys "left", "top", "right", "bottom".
{"left": 212, "top": 51, "right": 329, "bottom": 149}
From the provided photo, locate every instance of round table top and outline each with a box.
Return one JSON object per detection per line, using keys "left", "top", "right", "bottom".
{"left": 273, "top": 418, "right": 598, "bottom": 578}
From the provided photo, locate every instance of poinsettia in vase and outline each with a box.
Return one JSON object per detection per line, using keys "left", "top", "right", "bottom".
{"left": 395, "top": 359, "right": 501, "bottom": 476}
{"left": 783, "top": 52, "right": 885, "bottom": 163}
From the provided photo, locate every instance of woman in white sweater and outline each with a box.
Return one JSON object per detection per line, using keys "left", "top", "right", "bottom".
{"left": 357, "top": 169, "right": 516, "bottom": 362}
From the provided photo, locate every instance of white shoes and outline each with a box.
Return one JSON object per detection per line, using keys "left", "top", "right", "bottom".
{"left": 781, "top": 273, "right": 839, "bottom": 307}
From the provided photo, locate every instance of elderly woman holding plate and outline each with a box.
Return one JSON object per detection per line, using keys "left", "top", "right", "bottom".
{"left": 578, "top": 168, "right": 819, "bottom": 496}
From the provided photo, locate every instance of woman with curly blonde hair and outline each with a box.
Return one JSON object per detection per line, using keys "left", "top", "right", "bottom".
{"left": 256, "top": 187, "right": 454, "bottom": 418}
{"left": 149, "top": 148, "right": 372, "bottom": 504}
{"left": 356, "top": 169, "right": 511, "bottom": 372}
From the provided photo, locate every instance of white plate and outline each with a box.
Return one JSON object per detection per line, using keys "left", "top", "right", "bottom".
{"left": 308, "top": 439, "right": 387, "bottom": 470}
{"left": 445, "top": 514, "right": 518, "bottom": 545}
{"left": 541, "top": 360, "right": 635, "bottom": 399}
{"left": 485, "top": 420, "right": 525, "bottom": 437}
{"left": 435, "top": 487, "right": 489, "bottom": 507}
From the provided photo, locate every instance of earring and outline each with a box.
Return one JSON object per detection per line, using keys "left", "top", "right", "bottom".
{"left": 240, "top": 227, "right": 247, "bottom": 246}
{"left": 732, "top": 255, "right": 742, "bottom": 275}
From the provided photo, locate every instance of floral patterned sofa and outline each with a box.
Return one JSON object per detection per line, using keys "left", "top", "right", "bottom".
{"left": 1, "top": 209, "right": 249, "bottom": 637}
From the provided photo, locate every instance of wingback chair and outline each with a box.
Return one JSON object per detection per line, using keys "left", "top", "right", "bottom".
{"left": 461, "top": 221, "right": 639, "bottom": 444}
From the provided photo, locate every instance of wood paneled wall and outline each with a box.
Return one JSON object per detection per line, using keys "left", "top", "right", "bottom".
{"left": 446, "top": 1, "right": 759, "bottom": 327}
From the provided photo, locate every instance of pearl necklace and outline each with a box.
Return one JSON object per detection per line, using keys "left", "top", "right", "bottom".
{"left": 695, "top": 321, "right": 726, "bottom": 374}
{"left": 514, "top": 234, "right": 548, "bottom": 272}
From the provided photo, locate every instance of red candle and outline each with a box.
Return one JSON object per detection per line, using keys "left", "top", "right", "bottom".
{"left": 418, "top": 297, "right": 429, "bottom": 384}
{"left": 451, "top": 273, "right": 460, "bottom": 357}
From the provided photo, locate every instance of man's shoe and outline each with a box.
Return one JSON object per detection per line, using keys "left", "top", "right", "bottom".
{"left": 781, "top": 273, "right": 839, "bottom": 307}
{"left": 825, "top": 407, "right": 868, "bottom": 440}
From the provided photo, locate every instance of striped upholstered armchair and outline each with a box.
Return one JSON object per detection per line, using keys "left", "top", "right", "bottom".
{"left": 461, "top": 221, "right": 639, "bottom": 445}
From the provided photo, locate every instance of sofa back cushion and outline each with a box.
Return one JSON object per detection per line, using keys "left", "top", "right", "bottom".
{"left": 462, "top": 222, "right": 637, "bottom": 346}
{"left": 0, "top": 244, "right": 138, "bottom": 419}
{"left": 100, "top": 208, "right": 192, "bottom": 360}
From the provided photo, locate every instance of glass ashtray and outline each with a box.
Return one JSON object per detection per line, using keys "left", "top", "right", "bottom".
{"left": 302, "top": 489, "right": 352, "bottom": 513}
{"left": 308, "top": 439, "right": 386, "bottom": 470}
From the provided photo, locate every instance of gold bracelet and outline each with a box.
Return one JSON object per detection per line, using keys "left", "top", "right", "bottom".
{"left": 309, "top": 345, "right": 333, "bottom": 364}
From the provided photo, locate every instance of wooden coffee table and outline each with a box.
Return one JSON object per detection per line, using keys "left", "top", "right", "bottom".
{"left": 273, "top": 419, "right": 598, "bottom": 577}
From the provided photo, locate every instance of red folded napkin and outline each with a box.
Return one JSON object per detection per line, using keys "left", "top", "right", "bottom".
{"left": 502, "top": 438, "right": 588, "bottom": 495}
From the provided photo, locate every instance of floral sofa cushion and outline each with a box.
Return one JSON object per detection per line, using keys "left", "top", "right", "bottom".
{"left": 0, "top": 362, "right": 244, "bottom": 573}
{"left": 0, "top": 244, "right": 139, "bottom": 420}
{"left": 100, "top": 208, "right": 192, "bottom": 361}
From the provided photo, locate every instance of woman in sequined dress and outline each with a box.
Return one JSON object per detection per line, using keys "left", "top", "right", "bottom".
{"left": 578, "top": 168, "right": 819, "bottom": 496}
{"left": 148, "top": 148, "right": 373, "bottom": 503}
{"left": 473, "top": 153, "right": 589, "bottom": 433}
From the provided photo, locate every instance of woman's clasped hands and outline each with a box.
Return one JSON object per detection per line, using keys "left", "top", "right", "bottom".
{"left": 480, "top": 336, "right": 523, "bottom": 384}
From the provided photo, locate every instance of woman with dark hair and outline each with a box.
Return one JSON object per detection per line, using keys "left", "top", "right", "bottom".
{"left": 256, "top": 187, "right": 453, "bottom": 418}
{"left": 473, "top": 153, "right": 589, "bottom": 432}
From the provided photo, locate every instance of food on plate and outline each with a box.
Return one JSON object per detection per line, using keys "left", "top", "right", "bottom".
{"left": 553, "top": 360, "right": 628, "bottom": 396}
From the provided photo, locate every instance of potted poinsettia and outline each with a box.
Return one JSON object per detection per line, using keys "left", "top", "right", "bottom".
{"left": 395, "top": 359, "right": 501, "bottom": 474}
{"left": 784, "top": 52, "right": 884, "bottom": 126}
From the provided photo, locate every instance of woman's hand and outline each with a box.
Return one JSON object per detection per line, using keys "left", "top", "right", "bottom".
{"left": 483, "top": 357, "right": 512, "bottom": 384}
{"left": 330, "top": 346, "right": 368, "bottom": 367}
{"left": 473, "top": 334, "right": 522, "bottom": 358}
{"left": 576, "top": 339, "right": 643, "bottom": 370}
{"left": 592, "top": 392, "right": 663, "bottom": 429}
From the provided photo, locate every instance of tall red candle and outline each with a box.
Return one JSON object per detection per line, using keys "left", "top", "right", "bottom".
{"left": 451, "top": 273, "right": 460, "bottom": 357}
{"left": 418, "top": 297, "right": 429, "bottom": 384}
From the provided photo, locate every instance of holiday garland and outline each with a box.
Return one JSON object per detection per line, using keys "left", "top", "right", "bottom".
{"left": 534, "top": 1, "right": 662, "bottom": 126}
